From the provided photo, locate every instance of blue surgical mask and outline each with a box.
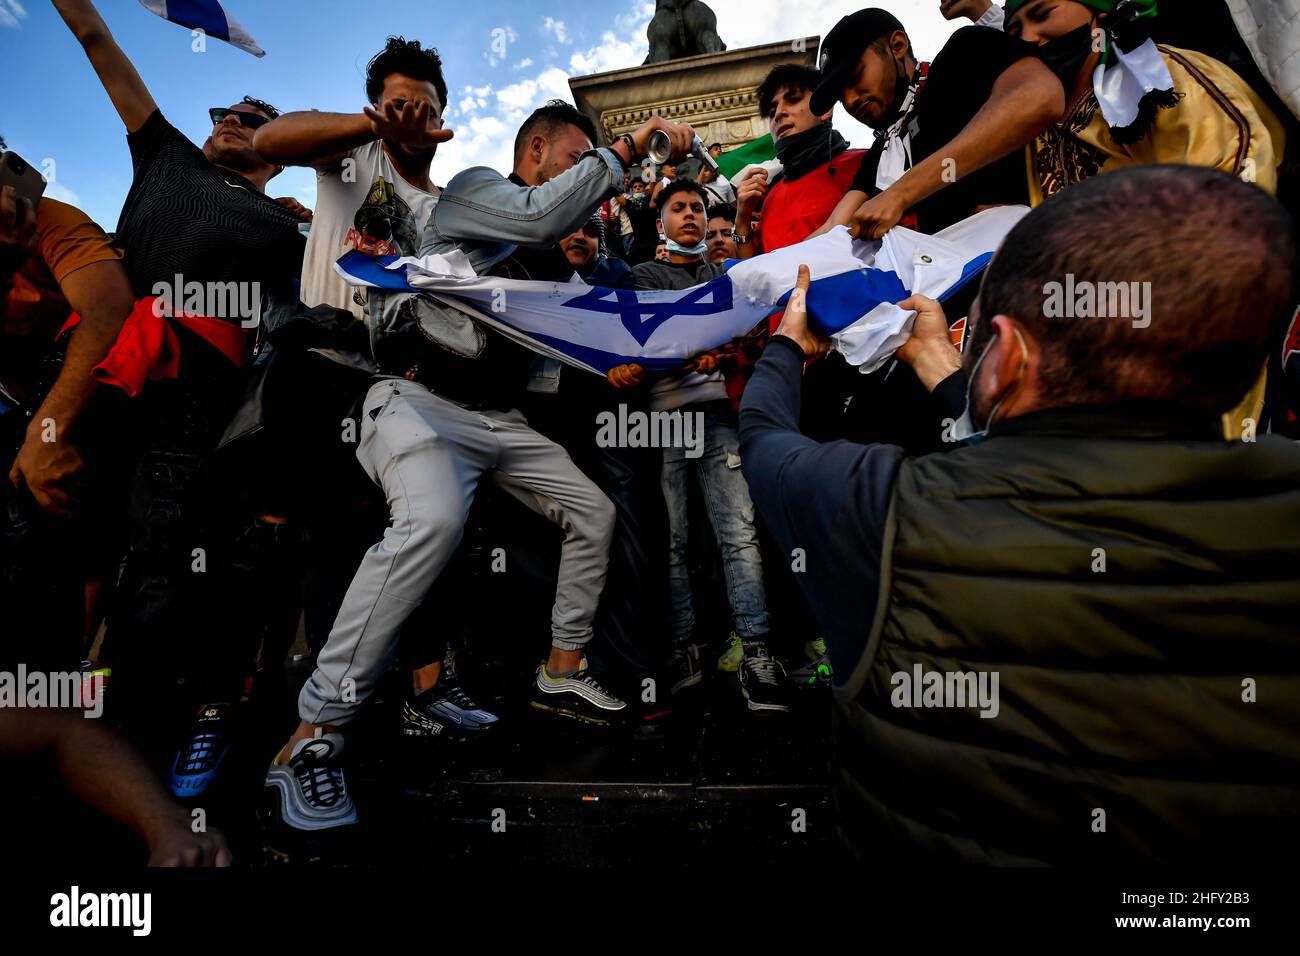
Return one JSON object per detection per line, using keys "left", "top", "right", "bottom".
{"left": 952, "top": 326, "right": 1028, "bottom": 444}
{"left": 665, "top": 237, "right": 708, "bottom": 257}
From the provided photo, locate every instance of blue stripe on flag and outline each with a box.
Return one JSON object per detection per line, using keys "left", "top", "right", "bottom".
{"left": 336, "top": 251, "right": 415, "bottom": 290}
{"left": 160, "top": 0, "right": 233, "bottom": 39}
{"left": 937, "top": 252, "right": 994, "bottom": 303}
{"left": 778, "top": 268, "right": 910, "bottom": 335}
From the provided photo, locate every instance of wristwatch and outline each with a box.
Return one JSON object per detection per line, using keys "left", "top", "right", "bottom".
{"left": 731, "top": 229, "right": 751, "bottom": 246}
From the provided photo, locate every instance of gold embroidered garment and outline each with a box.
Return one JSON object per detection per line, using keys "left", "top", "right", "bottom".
{"left": 1028, "top": 45, "right": 1286, "bottom": 204}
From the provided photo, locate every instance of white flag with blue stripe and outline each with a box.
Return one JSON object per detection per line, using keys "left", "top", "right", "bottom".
{"left": 333, "top": 206, "right": 1028, "bottom": 377}
{"left": 137, "top": 0, "right": 265, "bottom": 57}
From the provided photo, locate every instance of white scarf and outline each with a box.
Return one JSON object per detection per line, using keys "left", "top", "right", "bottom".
{"left": 1092, "top": 37, "right": 1176, "bottom": 132}
{"left": 876, "top": 64, "right": 930, "bottom": 192}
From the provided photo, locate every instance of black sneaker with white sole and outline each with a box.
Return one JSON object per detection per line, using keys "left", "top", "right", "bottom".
{"left": 401, "top": 671, "right": 499, "bottom": 738}
{"left": 668, "top": 644, "right": 703, "bottom": 695}
{"left": 263, "top": 731, "right": 358, "bottom": 832}
{"left": 530, "top": 658, "right": 627, "bottom": 725}
{"left": 738, "top": 643, "right": 791, "bottom": 714}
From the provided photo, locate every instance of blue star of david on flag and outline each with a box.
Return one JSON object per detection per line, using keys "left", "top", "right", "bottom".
{"left": 562, "top": 276, "right": 735, "bottom": 347}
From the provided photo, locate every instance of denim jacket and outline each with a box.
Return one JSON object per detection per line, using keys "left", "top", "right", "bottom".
{"left": 368, "top": 147, "right": 626, "bottom": 395}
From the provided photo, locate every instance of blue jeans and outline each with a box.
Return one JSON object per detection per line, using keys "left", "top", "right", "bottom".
{"left": 661, "top": 407, "right": 768, "bottom": 646}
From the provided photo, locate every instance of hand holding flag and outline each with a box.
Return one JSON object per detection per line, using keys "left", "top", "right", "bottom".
{"left": 773, "top": 265, "right": 831, "bottom": 359}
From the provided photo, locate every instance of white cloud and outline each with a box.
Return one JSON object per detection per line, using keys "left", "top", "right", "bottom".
{"left": 543, "top": 17, "right": 569, "bottom": 44}
{"left": 0, "top": 0, "right": 28, "bottom": 29}
{"left": 434, "top": 0, "right": 963, "bottom": 186}
{"left": 569, "top": 31, "right": 645, "bottom": 75}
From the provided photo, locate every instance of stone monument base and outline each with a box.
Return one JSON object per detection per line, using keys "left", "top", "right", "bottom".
{"left": 569, "top": 37, "right": 820, "bottom": 154}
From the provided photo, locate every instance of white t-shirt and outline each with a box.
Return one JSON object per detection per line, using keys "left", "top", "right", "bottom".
{"left": 299, "top": 139, "right": 439, "bottom": 320}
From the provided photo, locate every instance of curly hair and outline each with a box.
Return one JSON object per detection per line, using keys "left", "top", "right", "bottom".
{"left": 239, "top": 95, "right": 280, "bottom": 120}
{"left": 365, "top": 36, "right": 448, "bottom": 110}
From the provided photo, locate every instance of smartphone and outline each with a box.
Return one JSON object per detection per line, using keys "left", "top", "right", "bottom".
{"left": 0, "top": 151, "right": 48, "bottom": 217}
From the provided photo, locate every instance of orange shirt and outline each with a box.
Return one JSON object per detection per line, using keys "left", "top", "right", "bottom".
{"left": 5, "top": 198, "right": 122, "bottom": 343}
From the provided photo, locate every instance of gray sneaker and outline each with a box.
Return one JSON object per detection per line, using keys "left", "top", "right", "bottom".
{"left": 263, "top": 731, "right": 358, "bottom": 832}
{"left": 530, "top": 658, "right": 627, "bottom": 725}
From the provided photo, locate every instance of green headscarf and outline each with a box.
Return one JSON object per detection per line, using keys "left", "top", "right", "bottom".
{"left": 1003, "top": 0, "right": 1159, "bottom": 22}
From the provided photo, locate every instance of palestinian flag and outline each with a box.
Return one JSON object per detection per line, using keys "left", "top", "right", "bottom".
{"left": 716, "top": 134, "right": 776, "bottom": 180}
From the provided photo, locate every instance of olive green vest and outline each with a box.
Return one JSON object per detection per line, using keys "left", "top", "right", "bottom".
{"left": 834, "top": 431, "right": 1300, "bottom": 864}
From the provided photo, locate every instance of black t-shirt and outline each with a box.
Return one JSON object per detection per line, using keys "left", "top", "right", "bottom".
{"left": 852, "top": 26, "right": 1040, "bottom": 234}
{"left": 630, "top": 257, "right": 723, "bottom": 291}
{"left": 114, "top": 110, "right": 305, "bottom": 304}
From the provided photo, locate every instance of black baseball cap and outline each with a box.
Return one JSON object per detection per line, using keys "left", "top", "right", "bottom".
{"left": 811, "top": 8, "right": 907, "bottom": 115}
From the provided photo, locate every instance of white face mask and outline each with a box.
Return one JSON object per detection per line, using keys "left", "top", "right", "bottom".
{"left": 952, "top": 325, "right": 1028, "bottom": 444}
{"left": 665, "top": 237, "right": 708, "bottom": 257}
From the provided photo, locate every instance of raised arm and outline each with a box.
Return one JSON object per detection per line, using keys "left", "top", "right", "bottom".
{"left": 433, "top": 116, "right": 695, "bottom": 249}
{"left": 254, "top": 101, "right": 454, "bottom": 170}
{"left": 52, "top": 0, "right": 158, "bottom": 133}
{"left": 850, "top": 56, "right": 1064, "bottom": 239}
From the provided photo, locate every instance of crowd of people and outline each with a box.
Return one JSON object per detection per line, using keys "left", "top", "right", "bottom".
{"left": 2, "top": 0, "right": 1297, "bottom": 865}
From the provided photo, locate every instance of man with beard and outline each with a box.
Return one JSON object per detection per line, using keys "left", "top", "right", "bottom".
{"left": 812, "top": 7, "right": 1064, "bottom": 238}
{"left": 52, "top": 0, "right": 308, "bottom": 763}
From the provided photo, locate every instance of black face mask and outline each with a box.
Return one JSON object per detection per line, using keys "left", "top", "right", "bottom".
{"left": 1032, "top": 22, "right": 1097, "bottom": 85}
{"left": 883, "top": 54, "right": 910, "bottom": 126}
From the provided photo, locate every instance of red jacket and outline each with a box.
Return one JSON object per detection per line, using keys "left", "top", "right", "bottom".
{"left": 721, "top": 149, "right": 868, "bottom": 409}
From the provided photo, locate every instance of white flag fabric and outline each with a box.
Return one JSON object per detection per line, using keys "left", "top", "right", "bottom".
{"left": 137, "top": 0, "right": 265, "bottom": 57}
{"left": 334, "top": 206, "right": 1029, "bottom": 377}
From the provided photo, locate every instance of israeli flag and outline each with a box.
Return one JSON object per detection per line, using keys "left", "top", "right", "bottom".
{"left": 334, "top": 206, "right": 1028, "bottom": 377}
{"left": 137, "top": 0, "right": 265, "bottom": 57}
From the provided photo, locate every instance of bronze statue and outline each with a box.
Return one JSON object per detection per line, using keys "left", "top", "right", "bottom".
{"left": 644, "top": 0, "right": 727, "bottom": 63}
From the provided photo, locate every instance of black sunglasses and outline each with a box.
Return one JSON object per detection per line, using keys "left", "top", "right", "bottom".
{"left": 209, "top": 107, "right": 270, "bottom": 130}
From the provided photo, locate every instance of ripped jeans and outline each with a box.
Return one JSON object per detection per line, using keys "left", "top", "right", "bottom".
{"left": 660, "top": 405, "right": 768, "bottom": 647}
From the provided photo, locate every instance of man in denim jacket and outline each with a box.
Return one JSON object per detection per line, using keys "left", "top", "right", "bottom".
{"left": 264, "top": 101, "right": 698, "bottom": 834}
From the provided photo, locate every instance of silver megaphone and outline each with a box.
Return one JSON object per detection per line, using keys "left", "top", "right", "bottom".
{"left": 647, "top": 129, "right": 721, "bottom": 176}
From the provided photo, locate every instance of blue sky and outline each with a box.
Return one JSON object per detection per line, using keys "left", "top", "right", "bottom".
{"left": 0, "top": 0, "right": 960, "bottom": 229}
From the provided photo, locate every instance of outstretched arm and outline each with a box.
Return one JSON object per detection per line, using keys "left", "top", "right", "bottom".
{"left": 254, "top": 101, "right": 454, "bottom": 170}
{"left": 849, "top": 56, "right": 1064, "bottom": 239}
{"left": 52, "top": 0, "right": 158, "bottom": 133}
{"left": 0, "top": 709, "right": 231, "bottom": 866}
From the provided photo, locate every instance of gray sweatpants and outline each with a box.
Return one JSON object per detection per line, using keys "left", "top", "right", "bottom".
{"left": 298, "top": 379, "right": 615, "bottom": 726}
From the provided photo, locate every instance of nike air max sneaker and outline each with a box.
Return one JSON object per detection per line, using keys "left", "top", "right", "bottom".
{"left": 263, "top": 731, "right": 358, "bottom": 832}
{"left": 167, "top": 702, "right": 235, "bottom": 799}
{"left": 401, "top": 670, "right": 499, "bottom": 737}
{"left": 530, "top": 657, "right": 627, "bottom": 725}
